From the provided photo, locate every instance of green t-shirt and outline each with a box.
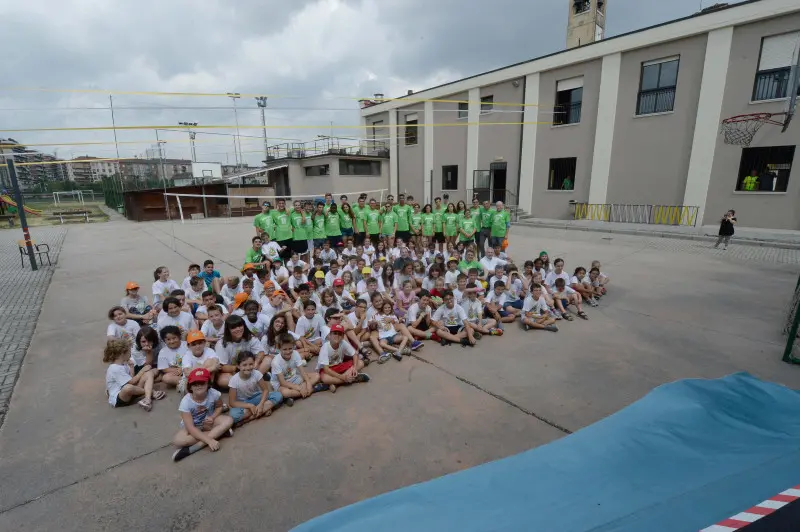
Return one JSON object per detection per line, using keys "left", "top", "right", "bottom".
{"left": 291, "top": 210, "right": 307, "bottom": 240}
{"left": 458, "top": 215, "right": 477, "bottom": 241}
{"left": 365, "top": 208, "right": 381, "bottom": 235}
{"left": 312, "top": 214, "right": 326, "bottom": 239}
{"left": 381, "top": 211, "right": 398, "bottom": 235}
{"left": 338, "top": 210, "right": 353, "bottom": 230}
{"left": 352, "top": 205, "right": 368, "bottom": 232}
{"left": 393, "top": 204, "right": 412, "bottom": 231}
{"left": 245, "top": 247, "right": 263, "bottom": 265}
{"left": 470, "top": 209, "right": 481, "bottom": 227}
{"left": 480, "top": 207, "right": 495, "bottom": 229}
{"left": 325, "top": 212, "right": 342, "bottom": 236}
{"left": 433, "top": 205, "right": 446, "bottom": 232}
{"left": 323, "top": 203, "right": 333, "bottom": 214}
{"left": 410, "top": 212, "right": 423, "bottom": 232}
{"left": 490, "top": 209, "right": 510, "bottom": 238}
{"left": 458, "top": 260, "right": 483, "bottom": 275}
{"left": 421, "top": 213, "right": 435, "bottom": 236}
{"left": 253, "top": 212, "right": 273, "bottom": 235}
{"left": 271, "top": 210, "right": 293, "bottom": 241}
{"left": 443, "top": 212, "right": 459, "bottom": 237}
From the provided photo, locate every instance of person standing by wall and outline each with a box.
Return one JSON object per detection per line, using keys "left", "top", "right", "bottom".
{"left": 714, "top": 210, "right": 736, "bottom": 251}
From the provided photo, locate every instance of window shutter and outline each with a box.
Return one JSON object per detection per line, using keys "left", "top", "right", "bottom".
{"left": 759, "top": 32, "right": 800, "bottom": 70}
{"left": 405, "top": 113, "right": 418, "bottom": 123}
{"left": 557, "top": 77, "right": 584, "bottom": 92}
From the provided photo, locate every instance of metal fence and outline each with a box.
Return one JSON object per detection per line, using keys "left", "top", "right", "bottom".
{"left": 101, "top": 176, "right": 176, "bottom": 213}
{"left": 573, "top": 203, "right": 699, "bottom": 226}
{"left": 636, "top": 86, "right": 676, "bottom": 115}
{"left": 752, "top": 67, "right": 792, "bottom": 101}
{"left": 784, "top": 274, "right": 800, "bottom": 364}
{"left": 465, "top": 189, "right": 519, "bottom": 222}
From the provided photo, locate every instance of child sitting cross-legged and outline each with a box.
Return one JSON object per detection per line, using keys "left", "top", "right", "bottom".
{"left": 157, "top": 325, "right": 189, "bottom": 393}
{"left": 270, "top": 333, "right": 326, "bottom": 405}
{"left": 227, "top": 351, "right": 283, "bottom": 426}
{"left": 521, "top": 283, "right": 559, "bottom": 332}
{"left": 104, "top": 339, "right": 164, "bottom": 412}
{"left": 317, "top": 324, "right": 370, "bottom": 393}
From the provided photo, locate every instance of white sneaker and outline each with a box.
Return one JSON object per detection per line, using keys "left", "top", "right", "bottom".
{"left": 177, "top": 376, "right": 187, "bottom": 395}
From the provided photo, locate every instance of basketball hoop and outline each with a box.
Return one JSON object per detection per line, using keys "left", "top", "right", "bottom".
{"left": 719, "top": 112, "right": 785, "bottom": 147}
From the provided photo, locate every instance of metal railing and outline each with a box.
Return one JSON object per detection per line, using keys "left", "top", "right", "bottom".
{"left": 465, "top": 189, "right": 519, "bottom": 222}
{"left": 752, "top": 68, "right": 792, "bottom": 101}
{"left": 573, "top": 203, "right": 699, "bottom": 226}
{"left": 553, "top": 101, "right": 582, "bottom": 125}
{"left": 636, "top": 86, "right": 676, "bottom": 115}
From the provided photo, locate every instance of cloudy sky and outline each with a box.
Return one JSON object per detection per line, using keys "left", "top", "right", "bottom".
{"left": 0, "top": 0, "right": 730, "bottom": 166}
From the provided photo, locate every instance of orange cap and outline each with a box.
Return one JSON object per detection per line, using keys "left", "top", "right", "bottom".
{"left": 233, "top": 292, "right": 250, "bottom": 308}
{"left": 273, "top": 289, "right": 286, "bottom": 297}
{"left": 186, "top": 330, "right": 205, "bottom": 344}
{"left": 263, "top": 280, "right": 275, "bottom": 290}
{"left": 242, "top": 263, "right": 256, "bottom": 272}
{"left": 125, "top": 281, "right": 140, "bottom": 290}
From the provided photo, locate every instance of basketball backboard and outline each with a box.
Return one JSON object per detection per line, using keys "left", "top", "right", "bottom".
{"left": 781, "top": 36, "right": 800, "bottom": 132}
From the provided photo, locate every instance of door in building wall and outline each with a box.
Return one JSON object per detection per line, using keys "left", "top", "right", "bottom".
{"left": 490, "top": 162, "right": 507, "bottom": 203}
{"left": 472, "top": 169, "right": 491, "bottom": 202}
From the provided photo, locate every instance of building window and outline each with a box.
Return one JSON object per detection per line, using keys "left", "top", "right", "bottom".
{"left": 548, "top": 157, "right": 577, "bottom": 190}
{"left": 735, "top": 145, "right": 794, "bottom": 192}
{"left": 404, "top": 113, "right": 418, "bottom": 146}
{"left": 636, "top": 56, "right": 679, "bottom": 115}
{"left": 305, "top": 164, "right": 330, "bottom": 176}
{"left": 339, "top": 159, "right": 381, "bottom": 176}
{"left": 442, "top": 165, "right": 458, "bottom": 190}
{"left": 554, "top": 77, "right": 583, "bottom": 125}
{"left": 753, "top": 32, "right": 800, "bottom": 101}
{"left": 458, "top": 102, "right": 468, "bottom": 119}
{"left": 573, "top": 0, "right": 590, "bottom": 14}
{"left": 480, "top": 96, "right": 494, "bottom": 114}
{"left": 371, "top": 120, "right": 383, "bottom": 140}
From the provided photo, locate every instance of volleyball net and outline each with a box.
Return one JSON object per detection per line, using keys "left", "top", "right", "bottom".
{"left": 162, "top": 187, "right": 389, "bottom": 224}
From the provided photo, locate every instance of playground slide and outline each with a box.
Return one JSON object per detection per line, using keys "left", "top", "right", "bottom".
{"left": 0, "top": 195, "right": 42, "bottom": 216}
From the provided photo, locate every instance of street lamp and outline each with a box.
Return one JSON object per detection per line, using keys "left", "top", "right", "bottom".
{"left": 178, "top": 121, "right": 198, "bottom": 162}
{"left": 255, "top": 96, "right": 269, "bottom": 164}
{"left": 226, "top": 93, "right": 243, "bottom": 168}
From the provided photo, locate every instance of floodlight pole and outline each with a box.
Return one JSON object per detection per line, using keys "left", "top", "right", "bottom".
{"left": 255, "top": 97, "right": 269, "bottom": 164}
{"left": 7, "top": 158, "right": 38, "bottom": 270}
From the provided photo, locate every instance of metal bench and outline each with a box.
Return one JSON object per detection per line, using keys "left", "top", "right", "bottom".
{"left": 17, "top": 240, "right": 52, "bottom": 268}
{"left": 52, "top": 210, "right": 89, "bottom": 224}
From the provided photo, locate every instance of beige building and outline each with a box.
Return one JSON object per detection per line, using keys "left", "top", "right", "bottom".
{"left": 360, "top": 0, "right": 800, "bottom": 230}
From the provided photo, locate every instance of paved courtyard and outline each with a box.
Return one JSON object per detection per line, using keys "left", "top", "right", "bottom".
{"left": 0, "top": 217, "right": 799, "bottom": 531}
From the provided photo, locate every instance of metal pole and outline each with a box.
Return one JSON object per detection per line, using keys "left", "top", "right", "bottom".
{"left": 189, "top": 132, "right": 197, "bottom": 162}
{"left": 109, "top": 95, "right": 121, "bottom": 160}
{"left": 255, "top": 97, "right": 269, "bottom": 164}
{"left": 8, "top": 159, "right": 38, "bottom": 270}
{"left": 228, "top": 93, "right": 242, "bottom": 167}
{"left": 155, "top": 130, "right": 171, "bottom": 222}
{"left": 783, "top": 275, "right": 800, "bottom": 363}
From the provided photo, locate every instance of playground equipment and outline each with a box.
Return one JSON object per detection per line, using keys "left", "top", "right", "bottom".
{"left": 0, "top": 195, "right": 43, "bottom": 216}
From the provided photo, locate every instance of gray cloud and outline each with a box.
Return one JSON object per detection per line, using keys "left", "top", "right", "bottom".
{"left": 0, "top": 0, "right": 736, "bottom": 165}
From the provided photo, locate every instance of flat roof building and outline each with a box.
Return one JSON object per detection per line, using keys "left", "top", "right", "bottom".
{"left": 360, "top": 0, "right": 800, "bottom": 230}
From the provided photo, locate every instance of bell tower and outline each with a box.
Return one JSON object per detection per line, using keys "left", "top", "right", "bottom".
{"left": 567, "top": 0, "right": 607, "bottom": 49}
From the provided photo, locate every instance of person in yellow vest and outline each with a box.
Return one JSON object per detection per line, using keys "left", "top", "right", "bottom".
{"left": 742, "top": 169, "right": 759, "bottom": 191}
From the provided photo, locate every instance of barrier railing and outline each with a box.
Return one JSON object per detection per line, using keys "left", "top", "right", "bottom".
{"left": 573, "top": 203, "right": 699, "bottom": 227}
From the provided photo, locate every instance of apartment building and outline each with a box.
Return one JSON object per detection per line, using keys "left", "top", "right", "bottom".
{"left": 361, "top": 0, "right": 800, "bottom": 230}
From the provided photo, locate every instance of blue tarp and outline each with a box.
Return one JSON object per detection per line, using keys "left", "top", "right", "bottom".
{"left": 293, "top": 373, "right": 800, "bottom": 532}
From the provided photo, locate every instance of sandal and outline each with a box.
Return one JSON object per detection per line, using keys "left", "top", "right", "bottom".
{"left": 577, "top": 311, "right": 589, "bottom": 320}
{"left": 563, "top": 313, "right": 575, "bottom": 321}
{"left": 152, "top": 390, "right": 166, "bottom": 400}
{"left": 138, "top": 399, "right": 152, "bottom": 412}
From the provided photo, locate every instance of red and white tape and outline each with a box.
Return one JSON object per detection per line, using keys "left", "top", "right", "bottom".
{"left": 700, "top": 485, "right": 800, "bottom": 531}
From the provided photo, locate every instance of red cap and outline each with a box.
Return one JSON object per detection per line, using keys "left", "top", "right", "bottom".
{"left": 187, "top": 368, "right": 211, "bottom": 385}
{"left": 333, "top": 278, "right": 344, "bottom": 287}
{"left": 329, "top": 324, "right": 344, "bottom": 334}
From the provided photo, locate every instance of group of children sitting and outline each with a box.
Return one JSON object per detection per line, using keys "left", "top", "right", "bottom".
{"left": 103, "top": 195, "right": 610, "bottom": 462}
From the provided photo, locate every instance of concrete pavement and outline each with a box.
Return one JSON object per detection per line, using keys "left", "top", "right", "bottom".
{"left": 0, "top": 218, "right": 799, "bottom": 531}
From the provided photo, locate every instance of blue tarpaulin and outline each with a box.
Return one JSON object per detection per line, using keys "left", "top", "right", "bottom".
{"left": 293, "top": 373, "right": 800, "bottom": 532}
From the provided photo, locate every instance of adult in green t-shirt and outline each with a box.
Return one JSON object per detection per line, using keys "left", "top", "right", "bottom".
{"left": 245, "top": 235, "right": 267, "bottom": 270}
{"left": 458, "top": 207, "right": 477, "bottom": 244}
{"left": 381, "top": 204, "right": 398, "bottom": 244}
{"left": 409, "top": 203, "right": 424, "bottom": 248}
{"left": 351, "top": 197, "right": 369, "bottom": 246}
{"left": 290, "top": 201, "right": 309, "bottom": 256}
{"left": 322, "top": 193, "right": 334, "bottom": 213}
{"left": 478, "top": 200, "right": 495, "bottom": 258}
{"left": 432, "top": 196, "right": 447, "bottom": 252}
{"left": 253, "top": 201, "right": 274, "bottom": 238}
{"left": 338, "top": 201, "right": 356, "bottom": 246}
{"left": 393, "top": 194, "right": 412, "bottom": 242}
{"left": 270, "top": 199, "right": 294, "bottom": 259}
{"left": 325, "top": 203, "right": 343, "bottom": 246}
{"left": 311, "top": 203, "right": 327, "bottom": 246}
{"left": 458, "top": 249, "right": 483, "bottom": 276}
{"left": 421, "top": 204, "right": 435, "bottom": 239}
{"left": 489, "top": 201, "right": 511, "bottom": 250}
{"left": 443, "top": 203, "right": 459, "bottom": 246}
{"left": 365, "top": 199, "right": 382, "bottom": 245}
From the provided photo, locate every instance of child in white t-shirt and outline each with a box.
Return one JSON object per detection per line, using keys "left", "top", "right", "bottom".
{"left": 461, "top": 283, "right": 499, "bottom": 337}
{"left": 182, "top": 330, "right": 220, "bottom": 377}
{"left": 444, "top": 258, "right": 460, "bottom": 289}
{"left": 570, "top": 266, "right": 599, "bottom": 307}
{"left": 220, "top": 276, "right": 239, "bottom": 308}
{"left": 106, "top": 306, "right": 140, "bottom": 346}
{"left": 484, "top": 280, "right": 517, "bottom": 325}
{"left": 375, "top": 300, "right": 409, "bottom": 363}
{"left": 200, "top": 305, "right": 226, "bottom": 347}
{"left": 152, "top": 266, "right": 180, "bottom": 308}
{"left": 317, "top": 324, "right": 369, "bottom": 391}
{"left": 104, "top": 339, "right": 161, "bottom": 411}
{"left": 157, "top": 296, "right": 197, "bottom": 340}
{"left": 227, "top": 352, "right": 283, "bottom": 425}
{"left": 295, "top": 300, "right": 325, "bottom": 357}
{"left": 157, "top": 326, "right": 190, "bottom": 392}
{"left": 242, "top": 300, "right": 270, "bottom": 339}
{"left": 171, "top": 368, "right": 234, "bottom": 462}
{"left": 271, "top": 334, "right": 324, "bottom": 404}
{"left": 552, "top": 277, "right": 587, "bottom": 321}
{"left": 522, "top": 283, "right": 558, "bottom": 332}
{"left": 432, "top": 290, "right": 475, "bottom": 346}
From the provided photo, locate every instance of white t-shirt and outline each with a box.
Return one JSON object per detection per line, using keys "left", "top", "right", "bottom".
{"left": 196, "top": 304, "right": 228, "bottom": 317}
{"left": 184, "top": 286, "right": 204, "bottom": 302}
{"left": 347, "top": 312, "right": 368, "bottom": 330}
{"left": 220, "top": 284, "right": 238, "bottom": 306}
{"left": 452, "top": 288, "right": 464, "bottom": 305}
{"left": 553, "top": 286, "right": 576, "bottom": 298}
{"left": 325, "top": 270, "right": 343, "bottom": 287}
{"left": 406, "top": 302, "right": 431, "bottom": 325}
{"left": 201, "top": 320, "right": 225, "bottom": 343}
{"left": 181, "top": 347, "right": 218, "bottom": 370}
{"left": 505, "top": 278, "right": 524, "bottom": 302}
{"left": 238, "top": 275, "right": 264, "bottom": 298}
{"left": 288, "top": 275, "right": 309, "bottom": 291}
{"left": 523, "top": 295, "right": 549, "bottom": 317}
{"left": 179, "top": 388, "right": 222, "bottom": 427}
{"left": 293, "top": 294, "right": 321, "bottom": 315}
{"left": 181, "top": 275, "right": 195, "bottom": 293}
{"left": 152, "top": 279, "right": 180, "bottom": 305}
{"left": 460, "top": 299, "right": 484, "bottom": 323}
{"left": 106, "top": 363, "right": 132, "bottom": 406}
{"left": 433, "top": 304, "right": 467, "bottom": 327}
{"left": 158, "top": 343, "right": 189, "bottom": 369}
{"left": 485, "top": 290, "right": 508, "bottom": 307}
{"left": 480, "top": 256, "right": 507, "bottom": 274}
{"left": 444, "top": 269, "right": 460, "bottom": 288}
{"left": 545, "top": 271, "right": 570, "bottom": 289}
{"left": 261, "top": 241, "right": 281, "bottom": 262}
{"left": 228, "top": 370, "right": 265, "bottom": 400}
{"left": 570, "top": 275, "right": 590, "bottom": 287}
{"left": 489, "top": 275, "right": 508, "bottom": 291}
{"left": 295, "top": 314, "right": 325, "bottom": 342}
{"left": 215, "top": 337, "right": 264, "bottom": 365}
{"left": 270, "top": 351, "right": 304, "bottom": 388}
{"left": 319, "top": 249, "right": 338, "bottom": 265}
{"left": 287, "top": 259, "right": 307, "bottom": 272}
{"left": 131, "top": 344, "right": 160, "bottom": 367}
{"left": 243, "top": 314, "right": 270, "bottom": 338}
{"left": 157, "top": 312, "right": 195, "bottom": 337}
{"left": 271, "top": 266, "right": 289, "bottom": 281}
{"left": 317, "top": 340, "right": 356, "bottom": 370}
{"left": 375, "top": 313, "right": 399, "bottom": 339}
{"left": 262, "top": 330, "right": 299, "bottom": 356}
{"left": 106, "top": 320, "right": 140, "bottom": 344}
